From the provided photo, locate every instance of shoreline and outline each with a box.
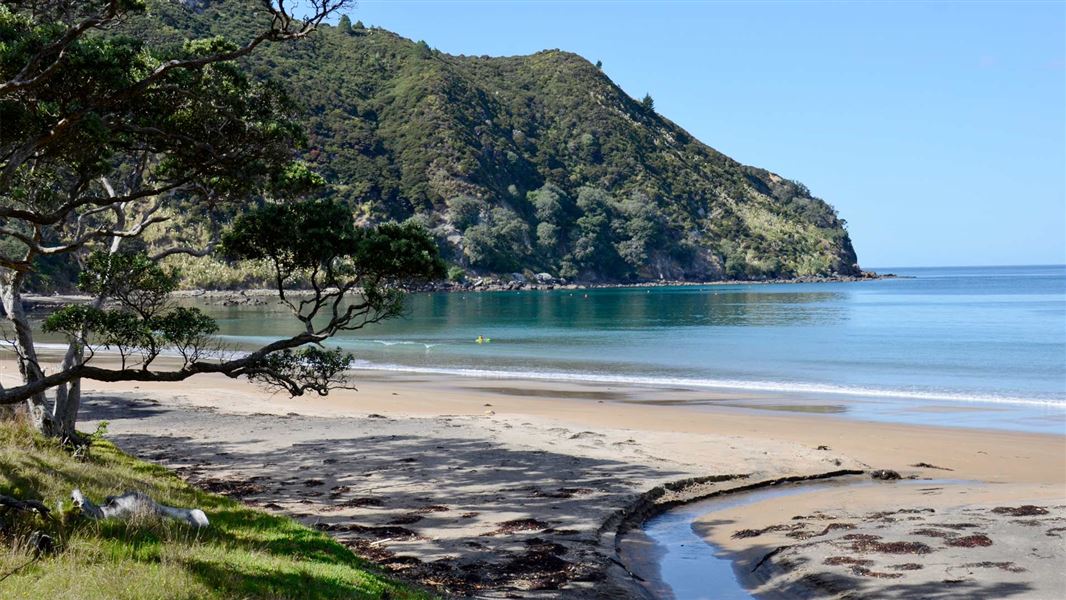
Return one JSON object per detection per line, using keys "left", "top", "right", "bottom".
{"left": 4, "top": 362, "right": 1061, "bottom": 597}
{"left": 412, "top": 270, "right": 891, "bottom": 293}
{"left": 15, "top": 271, "right": 895, "bottom": 311}
{"left": 14, "top": 335, "right": 1063, "bottom": 435}
{"left": 333, "top": 363, "right": 1066, "bottom": 419}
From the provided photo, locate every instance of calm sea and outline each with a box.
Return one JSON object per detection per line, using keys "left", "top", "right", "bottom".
{"left": 209, "top": 265, "right": 1065, "bottom": 433}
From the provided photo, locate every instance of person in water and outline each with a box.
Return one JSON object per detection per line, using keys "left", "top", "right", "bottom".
{"left": 476, "top": 335, "right": 491, "bottom": 344}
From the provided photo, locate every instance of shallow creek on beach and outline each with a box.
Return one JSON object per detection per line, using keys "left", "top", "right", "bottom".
{"left": 620, "top": 478, "right": 970, "bottom": 600}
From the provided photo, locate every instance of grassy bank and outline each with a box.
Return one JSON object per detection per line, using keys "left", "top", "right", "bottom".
{"left": 0, "top": 422, "right": 430, "bottom": 600}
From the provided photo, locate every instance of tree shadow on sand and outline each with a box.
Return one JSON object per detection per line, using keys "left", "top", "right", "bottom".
{"left": 82, "top": 395, "right": 688, "bottom": 594}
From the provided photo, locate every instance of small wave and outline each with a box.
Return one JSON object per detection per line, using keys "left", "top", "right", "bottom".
{"left": 219, "top": 336, "right": 443, "bottom": 350}
{"left": 345, "top": 362, "right": 1066, "bottom": 409}
{"left": 23, "top": 342, "right": 1063, "bottom": 409}
{"left": 361, "top": 340, "right": 440, "bottom": 349}
{"left": 18, "top": 342, "right": 74, "bottom": 352}
{"left": 27, "top": 342, "right": 240, "bottom": 361}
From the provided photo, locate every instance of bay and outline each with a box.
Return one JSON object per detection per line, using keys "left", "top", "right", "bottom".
{"left": 204, "top": 265, "right": 1066, "bottom": 434}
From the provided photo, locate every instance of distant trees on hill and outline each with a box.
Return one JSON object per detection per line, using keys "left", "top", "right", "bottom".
{"left": 440, "top": 184, "right": 671, "bottom": 281}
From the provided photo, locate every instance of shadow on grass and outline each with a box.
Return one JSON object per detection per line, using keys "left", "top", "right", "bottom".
{"left": 181, "top": 558, "right": 392, "bottom": 600}
{"left": 1, "top": 415, "right": 423, "bottom": 600}
{"left": 0, "top": 455, "right": 49, "bottom": 501}
{"left": 206, "top": 506, "right": 359, "bottom": 566}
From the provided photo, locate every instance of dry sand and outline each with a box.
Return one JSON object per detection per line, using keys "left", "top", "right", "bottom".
{"left": 2, "top": 362, "right": 1064, "bottom": 598}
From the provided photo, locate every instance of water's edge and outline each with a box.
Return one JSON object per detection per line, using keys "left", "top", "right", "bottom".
{"left": 604, "top": 471, "right": 866, "bottom": 599}
{"left": 614, "top": 475, "right": 978, "bottom": 599}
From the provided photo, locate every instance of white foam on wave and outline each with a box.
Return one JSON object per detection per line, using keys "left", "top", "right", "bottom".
{"left": 26, "top": 342, "right": 235, "bottom": 360}
{"left": 217, "top": 336, "right": 442, "bottom": 350}
{"left": 22, "top": 342, "right": 1064, "bottom": 410}
{"left": 362, "top": 340, "right": 441, "bottom": 349}
{"left": 346, "top": 360, "right": 1066, "bottom": 409}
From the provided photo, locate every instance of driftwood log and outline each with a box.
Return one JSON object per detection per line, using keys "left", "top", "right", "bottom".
{"left": 0, "top": 494, "right": 56, "bottom": 561}
{"left": 0, "top": 494, "right": 50, "bottom": 519}
{"left": 71, "top": 489, "right": 209, "bottom": 528}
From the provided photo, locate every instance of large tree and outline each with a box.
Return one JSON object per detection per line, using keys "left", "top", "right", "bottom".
{"left": 0, "top": 1, "right": 445, "bottom": 439}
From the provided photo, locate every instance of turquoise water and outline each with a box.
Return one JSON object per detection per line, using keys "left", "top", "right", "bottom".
{"left": 208, "top": 265, "right": 1066, "bottom": 433}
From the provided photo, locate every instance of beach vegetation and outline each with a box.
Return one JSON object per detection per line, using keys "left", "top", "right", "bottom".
{"left": 0, "top": 0, "right": 445, "bottom": 439}
{"left": 0, "top": 419, "right": 429, "bottom": 599}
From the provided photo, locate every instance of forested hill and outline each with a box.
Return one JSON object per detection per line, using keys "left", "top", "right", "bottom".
{"left": 143, "top": 0, "right": 860, "bottom": 283}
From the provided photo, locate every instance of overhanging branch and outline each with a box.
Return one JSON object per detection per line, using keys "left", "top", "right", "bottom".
{"left": 0, "top": 332, "right": 324, "bottom": 406}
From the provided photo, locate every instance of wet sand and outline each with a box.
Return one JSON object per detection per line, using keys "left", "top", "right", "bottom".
{"left": 1, "top": 361, "right": 1063, "bottom": 598}
{"left": 695, "top": 483, "right": 1066, "bottom": 599}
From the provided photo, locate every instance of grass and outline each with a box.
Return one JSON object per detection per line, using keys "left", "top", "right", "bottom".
{"left": 0, "top": 421, "right": 432, "bottom": 600}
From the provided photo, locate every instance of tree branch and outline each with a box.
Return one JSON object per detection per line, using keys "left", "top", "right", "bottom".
{"left": 0, "top": 332, "right": 324, "bottom": 406}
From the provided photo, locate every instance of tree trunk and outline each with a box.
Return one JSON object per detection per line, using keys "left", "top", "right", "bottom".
{"left": 51, "top": 356, "right": 81, "bottom": 440}
{"left": 0, "top": 274, "right": 51, "bottom": 432}
{"left": 50, "top": 342, "right": 82, "bottom": 439}
{"left": 48, "top": 220, "right": 125, "bottom": 439}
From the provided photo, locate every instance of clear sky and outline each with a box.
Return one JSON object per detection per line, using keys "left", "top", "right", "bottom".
{"left": 345, "top": 0, "right": 1065, "bottom": 268}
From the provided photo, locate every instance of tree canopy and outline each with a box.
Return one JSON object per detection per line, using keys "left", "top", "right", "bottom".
{"left": 0, "top": 0, "right": 445, "bottom": 438}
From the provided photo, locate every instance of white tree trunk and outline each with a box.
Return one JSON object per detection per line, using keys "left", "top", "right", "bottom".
{"left": 0, "top": 274, "right": 50, "bottom": 432}
{"left": 52, "top": 335, "right": 88, "bottom": 439}
{"left": 50, "top": 222, "right": 124, "bottom": 438}
{"left": 52, "top": 375, "right": 80, "bottom": 440}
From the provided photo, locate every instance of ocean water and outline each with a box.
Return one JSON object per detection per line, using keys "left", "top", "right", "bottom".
{"left": 207, "top": 265, "right": 1066, "bottom": 433}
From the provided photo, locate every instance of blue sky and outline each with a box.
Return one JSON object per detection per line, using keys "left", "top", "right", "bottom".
{"left": 346, "top": 1, "right": 1065, "bottom": 268}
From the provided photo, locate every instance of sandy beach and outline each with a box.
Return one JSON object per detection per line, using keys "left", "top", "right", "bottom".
{"left": 2, "top": 359, "right": 1063, "bottom": 598}
{"left": 693, "top": 482, "right": 1066, "bottom": 599}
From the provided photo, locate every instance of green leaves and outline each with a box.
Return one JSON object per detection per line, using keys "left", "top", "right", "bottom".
{"left": 270, "top": 162, "right": 326, "bottom": 199}
{"left": 220, "top": 199, "right": 359, "bottom": 277}
{"left": 460, "top": 207, "right": 530, "bottom": 272}
{"left": 219, "top": 199, "right": 443, "bottom": 332}
{"left": 640, "top": 93, "right": 655, "bottom": 112}
{"left": 221, "top": 199, "right": 445, "bottom": 286}
{"left": 42, "top": 305, "right": 104, "bottom": 339}
{"left": 43, "top": 303, "right": 218, "bottom": 368}
{"left": 1, "top": 1, "right": 307, "bottom": 220}
{"left": 79, "top": 251, "right": 179, "bottom": 319}
{"left": 45, "top": 250, "right": 218, "bottom": 366}
{"left": 353, "top": 221, "right": 447, "bottom": 282}
{"left": 152, "top": 307, "right": 219, "bottom": 362}
{"left": 43, "top": 305, "right": 146, "bottom": 364}
{"left": 445, "top": 195, "right": 484, "bottom": 231}
{"left": 182, "top": 36, "right": 240, "bottom": 57}
{"left": 248, "top": 346, "right": 355, "bottom": 396}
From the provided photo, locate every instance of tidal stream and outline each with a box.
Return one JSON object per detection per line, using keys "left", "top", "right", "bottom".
{"left": 622, "top": 478, "right": 963, "bottom": 599}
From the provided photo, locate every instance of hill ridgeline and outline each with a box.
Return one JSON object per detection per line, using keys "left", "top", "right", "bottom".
{"left": 146, "top": 1, "right": 861, "bottom": 285}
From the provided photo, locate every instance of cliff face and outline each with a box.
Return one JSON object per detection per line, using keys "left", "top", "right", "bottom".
{"left": 144, "top": 1, "right": 860, "bottom": 282}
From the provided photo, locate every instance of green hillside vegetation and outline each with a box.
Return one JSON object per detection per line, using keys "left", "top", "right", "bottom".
{"left": 133, "top": 1, "right": 859, "bottom": 285}
{"left": 0, "top": 421, "right": 429, "bottom": 599}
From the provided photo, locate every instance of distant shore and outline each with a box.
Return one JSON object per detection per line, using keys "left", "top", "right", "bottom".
{"left": 17, "top": 271, "right": 895, "bottom": 312}
{"left": 417, "top": 270, "right": 892, "bottom": 293}
{"left": 3, "top": 358, "right": 1060, "bottom": 598}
